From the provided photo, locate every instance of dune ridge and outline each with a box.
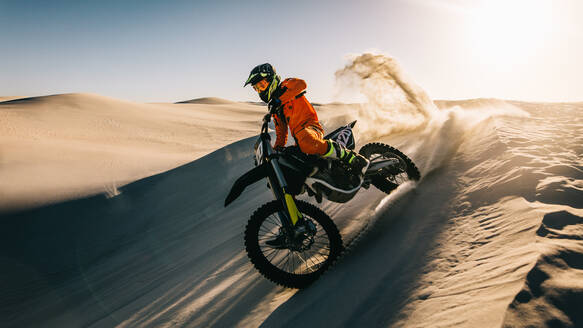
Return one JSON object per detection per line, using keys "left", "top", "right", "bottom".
{"left": 175, "top": 97, "right": 236, "bottom": 105}
{"left": 0, "top": 96, "right": 27, "bottom": 103}
{"left": 0, "top": 93, "right": 265, "bottom": 212}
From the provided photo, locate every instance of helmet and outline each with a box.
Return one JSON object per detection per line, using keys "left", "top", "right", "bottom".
{"left": 244, "top": 63, "right": 281, "bottom": 103}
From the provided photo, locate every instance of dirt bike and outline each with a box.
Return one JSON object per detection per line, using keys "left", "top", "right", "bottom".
{"left": 224, "top": 111, "right": 421, "bottom": 288}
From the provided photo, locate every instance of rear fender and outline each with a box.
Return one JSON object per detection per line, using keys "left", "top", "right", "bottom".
{"left": 224, "top": 163, "right": 270, "bottom": 207}
{"left": 324, "top": 120, "right": 357, "bottom": 150}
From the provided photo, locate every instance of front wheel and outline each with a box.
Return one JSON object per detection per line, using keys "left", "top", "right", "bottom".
{"left": 359, "top": 142, "right": 421, "bottom": 194}
{"left": 244, "top": 200, "right": 343, "bottom": 289}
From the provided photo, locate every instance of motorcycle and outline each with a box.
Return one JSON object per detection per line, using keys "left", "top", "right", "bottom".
{"left": 224, "top": 110, "right": 420, "bottom": 288}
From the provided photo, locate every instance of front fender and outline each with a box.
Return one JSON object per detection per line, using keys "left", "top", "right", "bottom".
{"left": 224, "top": 163, "right": 270, "bottom": 207}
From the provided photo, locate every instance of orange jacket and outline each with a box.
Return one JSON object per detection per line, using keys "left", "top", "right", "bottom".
{"left": 273, "top": 78, "right": 323, "bottom": 148}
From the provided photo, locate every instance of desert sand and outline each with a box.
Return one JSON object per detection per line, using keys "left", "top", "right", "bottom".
{"left": 0, "top": 94, "right": 265, "bottom": 212}
{"left": 1, "top": 58, "right": 582, "bottom": 327}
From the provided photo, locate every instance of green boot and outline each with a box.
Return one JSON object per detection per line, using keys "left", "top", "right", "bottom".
{"left": 323, "top": 140, "right": 370, "bottom": 175}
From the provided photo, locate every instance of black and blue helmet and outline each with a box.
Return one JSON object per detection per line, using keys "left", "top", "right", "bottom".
{"left": 245, "top": 63, "right": 281, "bottom": 103}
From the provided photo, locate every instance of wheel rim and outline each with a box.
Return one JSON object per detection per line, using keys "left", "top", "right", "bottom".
{"left": 258, "top": 213, "right": 332, "bottom": 275}
{"left": 368, "top": 152, "right": 410, "bottom": 185}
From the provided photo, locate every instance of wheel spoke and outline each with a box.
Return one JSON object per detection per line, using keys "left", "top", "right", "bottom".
{"left": 265, "top": 215, "right": 281, "bottom": 226}
{"left": 312, "top": 253, "right": 327, "bottom": 264}
{"left": 263, "top": 223, "right": 331, "bottom": 274}
{"left": 258, "top": 229, "right": 278, "bottom": 237}
{"left": 262, "top": 248, "right": 280, "bottom": 261}
{"left": 308, "top": 254, "right": 323, "bottom": 271}
{"left": 274, "top": 250, "right": 291, "bottom": 270}
{"left": 295, "top": 252, "right": 315, "bottom": 273}
{"left": 315, "top": 249, "right": 331, "bottom": 257}
{"left": 260, "top": 222, "right": 279, "bottom": 231}
{"left": 287, "top": 250, "right": 295, "bottom": 273}
{"left": 285, "top": 250, "right": 291, "bottom": 273}
{"left": 258, "top": 235, "right": 278, "bottom": 242}
{"left": 247, "top": 200, "right": 342, "bottom": 285}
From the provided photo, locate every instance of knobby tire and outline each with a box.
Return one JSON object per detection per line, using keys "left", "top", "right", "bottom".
{"left": 359, "top": 142, "right": 421, "bottom": 194}
{"left": 244, "top": 200, "right": 343, "bottom": 289}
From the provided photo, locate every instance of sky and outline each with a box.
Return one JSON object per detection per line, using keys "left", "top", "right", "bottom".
{"left": 1, "top": 0, "right": 582, "bottom": 103}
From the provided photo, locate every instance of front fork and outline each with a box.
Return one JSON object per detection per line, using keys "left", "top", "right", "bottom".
{"left": 267, "top": 157, "right": 303, "bottom": 232}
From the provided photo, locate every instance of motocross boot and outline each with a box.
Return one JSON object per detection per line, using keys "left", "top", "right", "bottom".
{"left": 324, "top": 140, "right": 370, "bottom": 176}
{"left": 343, "top": 151, "right": 370, "bottom": 176}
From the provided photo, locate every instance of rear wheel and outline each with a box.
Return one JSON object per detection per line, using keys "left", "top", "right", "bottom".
{"left": 244, "top": 200, "right": 343, "bottom": 289}
{"left": 359, "top": 143, "right": 421, "bottom": 194}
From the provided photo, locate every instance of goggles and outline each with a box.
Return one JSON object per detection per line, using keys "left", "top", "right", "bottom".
{"left": 253, "top": 79, "right": 269, "bottom": 93}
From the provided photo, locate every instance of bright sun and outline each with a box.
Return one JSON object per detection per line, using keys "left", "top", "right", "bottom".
{"left": 467, "top": 0, "right": 554, "bottom": 69}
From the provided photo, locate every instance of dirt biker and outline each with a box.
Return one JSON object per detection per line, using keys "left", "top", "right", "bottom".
{"left": 244, "top": 63, "right": 369, "bottom": 175}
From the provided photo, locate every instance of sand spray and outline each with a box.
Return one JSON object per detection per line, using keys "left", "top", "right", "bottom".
{"left": 332, "top": 52, "right": 530, "bottom": 175}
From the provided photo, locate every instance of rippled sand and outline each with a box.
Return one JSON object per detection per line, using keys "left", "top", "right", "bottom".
{"left": 1, "top": 89, "right": 581, "bottom": 327}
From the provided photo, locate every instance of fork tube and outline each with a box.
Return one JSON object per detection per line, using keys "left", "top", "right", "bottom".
{"left": 268, "top": 158, "right": 299, "bottom": 229}
{"left": 270, "top": 159, "right": 287, "bottom": 190}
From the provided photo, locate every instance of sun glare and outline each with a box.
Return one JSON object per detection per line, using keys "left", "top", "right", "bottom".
{"left": 467, "top": 0, "right": 554, "bottom": 70}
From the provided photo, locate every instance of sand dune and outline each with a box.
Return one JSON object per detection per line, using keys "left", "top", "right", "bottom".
{"left": 1, "top": 83, "right": 581, "bottom": 327}
{"left": 0, "top": 93, "right": 265, "bottom": 212}
{"left": 0, "top": 96, "right": 26, "bottom": 103}
{"left": 175, "top": 97, "right": 237, "bottom": 105}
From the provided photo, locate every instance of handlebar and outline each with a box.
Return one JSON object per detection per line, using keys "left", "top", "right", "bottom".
{"left": 261, "top": 113, "right": 271, "bottom": 134}
{"left": 262, "top": 100, "right": 285, "bottom": 133}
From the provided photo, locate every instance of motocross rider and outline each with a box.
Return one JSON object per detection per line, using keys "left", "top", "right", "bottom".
{"left": 244, "top": 63, "right": 369, "bottom": 175}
